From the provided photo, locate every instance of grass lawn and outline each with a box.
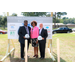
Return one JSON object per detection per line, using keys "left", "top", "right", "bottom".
{"left": 0, "top": 27, "right": 7, "bottom": 31}
{"left": 52, "top": 33, "right": 75, "bottom": 62}
{"left": 0, "top": 33, "right": 75, "bottom": 62}
{"left": 0, "top": 34, "right": 53, "bottom": 62}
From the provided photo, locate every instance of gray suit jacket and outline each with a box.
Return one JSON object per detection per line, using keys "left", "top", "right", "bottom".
{"left": 39, "top": 28, "right": 48, "bottom": 43}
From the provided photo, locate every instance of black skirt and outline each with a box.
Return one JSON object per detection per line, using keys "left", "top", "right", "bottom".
{"left": 32, "top": 38, "right": 38, "bottom": 47}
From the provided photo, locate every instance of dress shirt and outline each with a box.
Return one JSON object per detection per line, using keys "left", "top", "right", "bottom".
{"left": 25, "top": 26, "right": 29, "bottom": 34}
{"left": 39, "top": 28, "right": 43, "bottom": 35}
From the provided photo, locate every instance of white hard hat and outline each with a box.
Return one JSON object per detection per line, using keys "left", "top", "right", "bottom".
{"left": 38, "top": 36, "right": 42, "bottom": 40}
{"left": 25, "top": 34, "right": 30, "bottom": 38}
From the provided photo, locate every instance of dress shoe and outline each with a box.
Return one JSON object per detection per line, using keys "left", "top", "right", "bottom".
{"left": 21, "top": 58, "right": 25, "bottom": 60}
{"left": 27, "top": 55, "right": 30, "bottom": 57}
{"left": 33, "top": 55, "right": 36, "bottom": 57}
{"left": 36, "top": 55, "right": 38, "bottom": 58}
{"left": 39, "top": 57, "right": 44, "bottom": 59}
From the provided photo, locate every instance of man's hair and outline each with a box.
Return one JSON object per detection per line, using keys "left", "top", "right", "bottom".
{"left": 24, "top": 20, "right": 28, "bottom": 23}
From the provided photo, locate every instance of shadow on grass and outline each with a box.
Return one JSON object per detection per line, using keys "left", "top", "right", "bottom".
{"left": 9, "top": 56, "right": 53, "bottom": 62}
{"left": 52, "top": 52, "right": 66, "bottom": 62}
{"left": 4, "top": 52, "right": 66, "bottom": 62}
{"left": 9, "top": 53, "right": 53, "bottom": 62}
{"left": 8, "top": 51, "right": 66, "bottom": 62}
{"left": 28, "top": 58, "right": 53, "bottom": 62}
{"left": 9, "top": 55, "right": 53, "bottom": 62}
{"left": 9, "top": 52, "right": 23, "bottom": 62}
{"left": 10, "top": 57, "right": 22, "bottom": 62}
{"left": 9, "top": 49, "right": 66, "bottom": 62}
{"left": 8, "top": 50, "right": 53, "bottom": 62}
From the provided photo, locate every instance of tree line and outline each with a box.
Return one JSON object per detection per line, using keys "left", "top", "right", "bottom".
{"left": 0, "top": 12, "right": 75, "bottom": 29}
{"left": 53, "top": 17, "right": 75, "bottom": 24}
{"left": 21, "top": 12, "right": 75, "bottom": 24}
{"left": 0, "top": 13, "right": 17, "bottom": 29}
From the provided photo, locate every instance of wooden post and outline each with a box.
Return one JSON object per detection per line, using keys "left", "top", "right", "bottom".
{"left": 25, "top": 40, "right": 28, "bottom": 62}
{"left": 51, "top": 12, "right": 53, "bottom": 17}
{"left": 48, "top": 12, "right": 53, "bottom": 48}
{"left": 11, "top": 39, "right": 15, "bottom": 48}
{"left": 7, "top": 12, "right": 9, "bottom": 16}
{"left": 57, "top": 38, "right": 60, "bottom": 62}
{"left": 8, "top": 39, "right": 10, "bottom": 53}
{"left": 0, "top": 12, "right": 16, "bottom": 62}
{"left": 7, "top": 12, "right": 10, "bottom": 53}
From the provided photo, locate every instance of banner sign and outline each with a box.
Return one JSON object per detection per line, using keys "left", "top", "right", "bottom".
{"left": 7, "top": 16, "right": 52, "bottom": 39}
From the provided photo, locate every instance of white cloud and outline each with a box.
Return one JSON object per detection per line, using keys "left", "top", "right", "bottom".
{"left": 9, "top": 12, "right": 23, "bottom": 16}
{"left": 62, "top": 12, "right": 75, "bottom": 18}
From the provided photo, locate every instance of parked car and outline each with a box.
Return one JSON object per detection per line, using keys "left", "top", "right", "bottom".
{"left": 53, "top": 27, "right": 72, "bottom": 34}
{"left": 72, "top": 28, "right": 75, "bottom": 32}
{"left": 0, "top": 29, "right": 7, "bottom": 34}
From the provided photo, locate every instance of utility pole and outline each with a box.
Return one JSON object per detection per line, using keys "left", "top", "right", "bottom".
{"left": 54, "top": 12, "right": 56, "bottom": 28}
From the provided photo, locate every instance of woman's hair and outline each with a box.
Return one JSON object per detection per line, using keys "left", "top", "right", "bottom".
{"left": 31, "top": 21, "right": 37, "bottom": 26}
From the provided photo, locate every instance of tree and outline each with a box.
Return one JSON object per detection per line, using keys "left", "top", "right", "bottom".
{"left": 59, "top": 19, "right": 63, "bottom": 23}
{"left": 0, "top": 15, "right": 2, "bottom": 26}
{"left": 1, "top": 16, "right": 7, "bottom": 29}
{"left": 46, "top": 14, "right": 51, "bottom": 17}
{"left": 21, "top": 12, "right": 47, "bottom": 16}
{"left": 11, "top": 13, "right": 17, "bottom": 16}
{"left": 62, "top": 17, "right": 68, "bottom": 19}
{"left": 57, "top": 12, "right": 67, "bottom": 19}
{"left": 53, "top": 12, "right": 67, "bottom": 28}
{"left": 53, "top": 12, "right": 56, "bottom": 28}
{"left": 63, "top": 18, "right": 75, "bottom": 24}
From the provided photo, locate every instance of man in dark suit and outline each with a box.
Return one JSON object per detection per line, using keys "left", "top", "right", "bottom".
{"left": 38, "top": 23, "right": 48, "bottom": 59}
{"left": 18, "top": 20, "right": 31, "bottom": 60}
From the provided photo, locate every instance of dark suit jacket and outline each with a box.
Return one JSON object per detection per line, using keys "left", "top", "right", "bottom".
{"left": 18, "top": 26, "right": 31, "bottom": 44}
{"left": 39, "top": 28, "right": 48, "bottom": 43}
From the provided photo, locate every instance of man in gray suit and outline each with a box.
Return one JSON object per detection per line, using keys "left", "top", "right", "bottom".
{"left": 38, "top": 23, "right": 48, "bottom": 59}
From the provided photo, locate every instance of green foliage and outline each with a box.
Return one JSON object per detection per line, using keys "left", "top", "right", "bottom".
{"left": 53, "top": 18, "right": 60, "bottom": 23}
{"left": 0, "top": 16, "right": 7, "bottom": 29}
{"left": 56, "top": 12, "right": 67, "bottom": 18}
{"left": 1, "top": 16, "right": 7, "bottom": 29}
{"left": 46, "top": 14, "right": 51, "bottom": 17}
{"left": 53, "top": 12, "right": 67, "bottom": 28}
{"left": 63, "top": 18, "right": 75, "bottom": 24}
{"left": 21, "top": 12, "right": 47, "bottom": 16}
{"left": 59, "top": 19, "right": 63, "bottom": 23}
{"left": 63, "top": 17, "right": 68, "bottom": 19}
{"left": 54, "top": 17, "right": 75, "bottom": 24}
{"left": 0, "top": 15, "right": 2, "bottom": 26}
{"left": 11, "top": 13, "right": 17, "bottom": 16}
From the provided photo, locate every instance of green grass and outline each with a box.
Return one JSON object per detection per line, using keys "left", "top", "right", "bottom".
{"left": 0, "top": 33, "right": 75, "bottom": 62}
{"left": 52, "top": 33, "right": 75, "bottom": 62}
{"left": 0, "top": 34, "right": 53, "bottom": 62}
{"left": 0, "top": 34, "right": 7, "bottom": 56}
{"left": 0, "top": 27, "right": 7, "bottom": 31}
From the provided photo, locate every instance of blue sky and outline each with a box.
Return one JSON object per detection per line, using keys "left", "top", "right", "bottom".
{"left": 0, "top": 12, "right": 75, "bottom": 18}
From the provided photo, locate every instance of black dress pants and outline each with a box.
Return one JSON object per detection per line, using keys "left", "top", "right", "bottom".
{"left": 20, "top": 41, "right": 29, "bottom": 58}
{"left": 39, "top": 41, "right": 46, "bottom": 58}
